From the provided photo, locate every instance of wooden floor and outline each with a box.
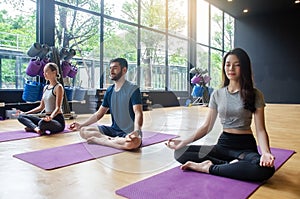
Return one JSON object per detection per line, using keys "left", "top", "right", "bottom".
{"left": 0, "top": 104, "right": 299, "bottom": 199}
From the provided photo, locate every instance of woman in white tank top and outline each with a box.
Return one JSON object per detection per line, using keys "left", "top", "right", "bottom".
{"left": 16, "top": 63, "right": 65, "bottom": 134}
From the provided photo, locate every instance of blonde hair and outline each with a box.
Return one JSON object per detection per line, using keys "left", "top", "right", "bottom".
{"left": 45, "top": 63, "right": 61, "bottom": 79}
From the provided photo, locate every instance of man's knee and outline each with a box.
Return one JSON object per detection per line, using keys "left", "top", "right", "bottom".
{"left": 80, "top": 126, "right": 101, "bottom": 139}
{"left": 80, "top": 127, "right": 88, "bottom": 139}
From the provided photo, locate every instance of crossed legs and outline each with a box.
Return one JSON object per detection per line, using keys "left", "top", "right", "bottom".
{"left": 80, "top": 126, "right": 142, "bottom": 150}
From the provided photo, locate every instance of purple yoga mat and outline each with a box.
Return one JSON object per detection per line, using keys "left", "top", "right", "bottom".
{"left": 116, "top": 147, "right": 295, "bottom": 199}
{"left": 0, "top": 129, "right": 71, "bottom": 142}
{"left": 13, "top": 131, "right": 177, "bottom": 170}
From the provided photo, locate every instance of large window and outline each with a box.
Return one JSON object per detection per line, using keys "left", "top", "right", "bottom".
{"left": 169, "top": 36, "right": 188, "bottom": 91}
{"left": 0, "top": 0, "right": 36, "bottom": 89}
{"left": 0, "top": 0, "right": 234, "bottom": 97}
{"left": 168, "top": 0, "right": 188, "bottom": 37}
{"left": 196, "top": 0, "right": 234, "bottom": 90}
{"left": 197, "top": 0, "right": 209, "bottom": 46}
{"left": 105, "top": 0, "right": 138, "bottom": 24}
{"left": 103, "top": 19, "right": 138, "bottom": 87}
{"left": 141, "top": 0, "right": 166, "bottom": 31}
{"left": 55, "top": 3, "right": 101, "bottom": 89}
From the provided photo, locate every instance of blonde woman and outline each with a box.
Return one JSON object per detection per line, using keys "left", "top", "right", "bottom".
{"left": 17, "top": 63, "right": 65, "bottom": 134}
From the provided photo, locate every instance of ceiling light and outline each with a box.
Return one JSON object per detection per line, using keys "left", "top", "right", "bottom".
{"left": 243, "top": 9, "right": 248, "bottom": 13}
{"left": 295, "top": 0, "right": 300, "bottom": 4}
{"left": 227, "top": 0, "right": 233, "bottom": 2}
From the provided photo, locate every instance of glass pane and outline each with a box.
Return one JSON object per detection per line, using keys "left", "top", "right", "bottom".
{"left": 104, "top": 0, "right": 138, "bottom": 23}
{"left": 0, "top": 56, "right": 29, "bottom": 89}
{"left": 210, "top": 49, "right": 223, "bottom": 89}
{"left": 224, "top": 13, "right": 234, "bottom": 52}
{"left": 168, "top": 0, "right": 188, "bottom": 37}
{"left": 56, "top": 0, "right": 101, "bottom": 13}
{"left": 169, "top": 37, "right": 188, "bottom": 91}
{"left": 197, "top": 0, "right": 209, "bottom": 45}
{"left": 0, "top": 0, "right": 36, "bottom": 89}
{"left": 141, "top": 0, "right": 166, "bottom": 32}
{"left": 140, "top": 28, "right": 166, "bottom": 90}
{"left": 194, "top": 45, "right": 209, "bottom": 93}
{"left": 210, "top": 5, "right": 223, "bottom": 49}
{"left": 55, "top": 4, "right": 101, "bottom": 89}
{"left": 196, "top": 44, "right": 209, "bottom": 73}
{"left": 103, "top": 19, "right": 138, "bottom": 87}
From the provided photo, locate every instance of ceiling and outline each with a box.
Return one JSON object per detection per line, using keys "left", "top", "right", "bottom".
{"left": 204, "top": 0, "right": 300, "bottom": 18}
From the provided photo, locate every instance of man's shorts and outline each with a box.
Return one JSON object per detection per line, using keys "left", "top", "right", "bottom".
{"left": 98, "top": 125, "right": 127, "bottom": 137}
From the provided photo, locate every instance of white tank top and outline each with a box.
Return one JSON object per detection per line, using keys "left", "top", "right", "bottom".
{"left": 42, "top": 84, "right": 62, "bottom": 113}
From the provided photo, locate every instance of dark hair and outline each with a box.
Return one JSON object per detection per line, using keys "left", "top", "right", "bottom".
{"left": 109, "top": 58, "right": 128, "bottom": 69}
{"left": 221, "top": 48, "right": 256, "bottom": 112}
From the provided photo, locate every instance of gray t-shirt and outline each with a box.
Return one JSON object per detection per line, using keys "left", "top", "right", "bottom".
{"left": 102, "top": 80, "right": 142, "bottom": 134}
{"left": 209, "top": 87, "right": 265, "bottom": 130}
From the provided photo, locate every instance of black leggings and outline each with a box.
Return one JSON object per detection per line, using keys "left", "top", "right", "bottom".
{"left": 17, "top": 113, "right": 65, "bottom": 134}
{"left": 174, "top": 132, "right": 275, "bottom": 181}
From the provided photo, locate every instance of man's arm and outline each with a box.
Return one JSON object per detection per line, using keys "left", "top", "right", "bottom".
{"left": 70, "top": 105, "right": 109, "bottom": 130}
{"left": 133, "top": 104, "right": 143, "bottom": 132}
{"left": 81, "top": 105, "right": 109, "bottom": 127}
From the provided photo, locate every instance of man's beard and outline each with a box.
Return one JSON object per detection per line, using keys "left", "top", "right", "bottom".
{"left": 110, "top": 70, "right": 122, "bottom": 81}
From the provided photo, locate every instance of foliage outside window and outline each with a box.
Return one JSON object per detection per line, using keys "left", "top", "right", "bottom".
{"left": 0, "top": 0, "right": 234, "bottom": 95}
{"left": 56, "top": 0, "right": 101, "bottom": 13}
{"left": 210, "top": 49, "right": 223, "bottom": 89}
{"left": 0, "top": 0, "right": 36, "bottom": 89}
{"left": 105, "top": 0, "right": 138, "bottom": 24}
{"left": 224, "top": 13, "right": 234, "bottom": 52}
{"left": 195, "top": 1, "right": 234, "bottom": 91}
{"left": 140, "top": 28, "right": 166, "bottom": 90}
{"left": 103, "top": 19, "right": 138, "bottom": 87}
{"left": 168, "top": 36, "right": 188, "bottom": 91}
{"left": 55, "top": 3, "right": 101, "bottom": 89}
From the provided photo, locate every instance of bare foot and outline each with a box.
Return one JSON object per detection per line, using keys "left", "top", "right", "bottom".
{"left": 180, "top": 160, "right": 213, "bottom": 173}
{"left": 34, "top": 127, "right": 45, "bottom": 135}
{"left": 87, "top": 136, "right": 108, "bottom": 145}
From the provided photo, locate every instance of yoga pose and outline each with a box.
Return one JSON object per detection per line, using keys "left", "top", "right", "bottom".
{"left": 16, "top": 63, "right": 65, "bottom": 134}
{"left": 69, "top": 58, "right": 143, "bottom": 150}
{"left": 166, "top": 48, "right": 275, "bottom": 181}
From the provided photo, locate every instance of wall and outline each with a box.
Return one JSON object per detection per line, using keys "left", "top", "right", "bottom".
{"left": 0, "top": 90, "right": 39, "bottom": 119}
{"left": 235, "top": 11, "right": 300, "bottom": 103}
{"left": 0, "top": 89, "right": 96, "bottom": 119}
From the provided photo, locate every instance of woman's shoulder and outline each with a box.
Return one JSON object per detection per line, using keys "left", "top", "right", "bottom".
{"left": 253, "top": 87, "right": 265, "bottom": 102}
{"left": 253, "top": 87, "right": 264, "bottom": 97}
{"left": 56, "top": 83, "right": 64, "bottom": 89}
{"left": 212, "top": 87, "right": 226, "bottom": 96}
{"left": 53, "top": 83, "right": 64, "bottom": 93}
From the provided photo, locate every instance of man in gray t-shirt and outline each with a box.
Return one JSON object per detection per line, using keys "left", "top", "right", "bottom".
{"left": 69, "top": 58, "right": 143, "bottom": 150}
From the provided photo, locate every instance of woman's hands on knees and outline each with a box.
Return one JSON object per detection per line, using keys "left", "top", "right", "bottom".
{"left": 260, "top": 152, "right": 275, "bottom": 167}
